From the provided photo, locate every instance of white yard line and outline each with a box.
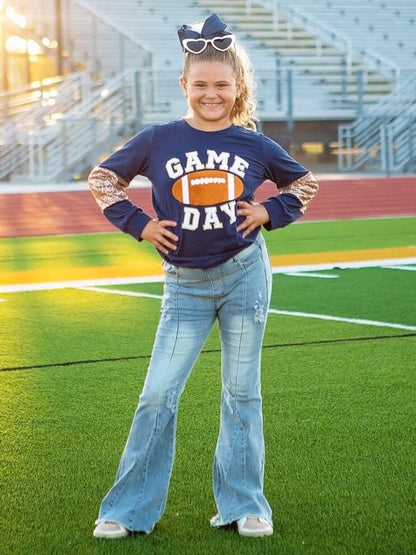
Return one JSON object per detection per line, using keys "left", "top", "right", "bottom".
{"left": 2, "top": 275, "right": 414, "bottom": 330}
{"left": 2, "top": 257, "right": 416, "bottom": 294}
{"left": 283, "top": 272, "right": 338, "bottom": 278}
{"left": 268, "top": 309, "right": 416, "bottom": 331}
{"left": 77, "top": 286, "right": 163, "bottom": 300}
{"left": 78, "top": 287, "right": 416, "bottom": 332}
{"left": 271, "top": 257, "right": 416, "bottom": 274}
{"left": 382, "top": 265, "right": 416, "bottom": 272}
{"left": 0, "top": 275, "right": 164, "bottom": 293}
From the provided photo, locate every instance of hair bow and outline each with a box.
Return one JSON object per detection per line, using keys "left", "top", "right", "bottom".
{"left": 178, "top": 13, "right": 235, "bottom": 53}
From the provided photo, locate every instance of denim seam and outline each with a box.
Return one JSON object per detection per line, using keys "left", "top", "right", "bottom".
{"left": 237, "top": 263, "right": 249, "bottom": 496}
{"left": 126, "top": 273, "right": 181, "bottom": 528}
{"left": 164, "top": 272, "right": 181, "bottom": 372}
{"left": 223, "top": 260, "right": 249, "bottom": 522}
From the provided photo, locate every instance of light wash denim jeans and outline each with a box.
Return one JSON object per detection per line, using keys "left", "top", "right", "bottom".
{"left": 96, "top": 234, "right": 273, "bottom": 533}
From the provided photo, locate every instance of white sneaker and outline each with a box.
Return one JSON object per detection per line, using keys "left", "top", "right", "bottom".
{"left": 93, "top": 521, "right": 129, "bottom": 539}
{"left": 237, "top": 516, "right": 273, "bottom": 537}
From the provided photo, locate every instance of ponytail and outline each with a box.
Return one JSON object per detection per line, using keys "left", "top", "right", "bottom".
{"left": 230, "top": 43, "right": 257, "bottom": 131}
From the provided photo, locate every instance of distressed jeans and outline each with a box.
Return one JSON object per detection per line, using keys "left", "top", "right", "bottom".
{"left": 96, "top": 234, "right": 273, "bottom": 533}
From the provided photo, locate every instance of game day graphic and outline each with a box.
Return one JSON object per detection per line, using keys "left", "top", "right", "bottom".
{"left": 166, "top": 150, "right": 248, "bottom": 207}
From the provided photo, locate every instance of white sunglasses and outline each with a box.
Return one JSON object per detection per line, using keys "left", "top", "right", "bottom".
{"left": 182, "top": 35, "right": 235, "bottom": 54}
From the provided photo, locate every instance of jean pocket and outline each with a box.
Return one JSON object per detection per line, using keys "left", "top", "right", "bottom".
{"left": 162, "top": 260, "right": 177, "bottom": 275}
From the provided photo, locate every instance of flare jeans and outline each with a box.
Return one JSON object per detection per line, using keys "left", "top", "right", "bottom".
{"left": 96, "top": 234, "right": 273, "bottom": 533}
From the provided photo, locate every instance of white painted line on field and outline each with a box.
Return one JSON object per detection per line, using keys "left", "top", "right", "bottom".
{"left": 283, "top": 272, "right": 339, "bottom": 278}
{"left": 76, "top": 287, "right": 416, "bottom": 332}
{"left": 271, "top": 257, "right": 416, "bottom": 274}
{"left": 382, "top": 265, "right": 416, "bottom": 272}
{"left": 1, "top": 256, "right": 416, "bottom": 294}
{"left": 0, "top": 275, "right": 164, "bottom": 293}
{"left": 268, "top": 309, "right": 416, "bottom": 331}
{"left": 76, "top": 286, "right": 163, "bottom": 300}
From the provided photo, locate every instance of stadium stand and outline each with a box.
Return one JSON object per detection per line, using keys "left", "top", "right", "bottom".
{"left": 273, "top": 0, "right": 416, "bottom": 70}
{"left": 0, "top": 0, "right": 415, "bottom": 180}
{"left": 252, "top": 0, "right": 416, "bottom": 173}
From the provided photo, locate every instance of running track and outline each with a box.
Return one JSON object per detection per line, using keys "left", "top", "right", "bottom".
{"left": 0, "top": 175, "right": 415, "bottom": 238}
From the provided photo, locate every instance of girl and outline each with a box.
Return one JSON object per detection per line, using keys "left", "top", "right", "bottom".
{"left": 89, "top": 13, "right": 318, "bottom": 539}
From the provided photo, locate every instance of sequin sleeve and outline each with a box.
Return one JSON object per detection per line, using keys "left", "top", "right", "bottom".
{"left": 279, "top": 171, "right": 319, "bottom": 214}
{"left": 88, "top": 166, "right": 130, "bottom": 211}
{"left": 261, "top": 171, "right": 319, "bottom": 230}
{"left": 88, "top": 165, "right": 152, "bottom": 241}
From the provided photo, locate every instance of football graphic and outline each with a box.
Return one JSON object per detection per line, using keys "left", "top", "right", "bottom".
{"left": 172, "top": 170, "right": 244, "bottom": 206}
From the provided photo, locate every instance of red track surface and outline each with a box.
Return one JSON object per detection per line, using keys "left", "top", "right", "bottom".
{"left": 0, "top": 175, "right": 415, "bottom": 238}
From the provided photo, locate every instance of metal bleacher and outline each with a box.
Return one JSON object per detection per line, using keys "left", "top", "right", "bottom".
{"left": 198, "top": 0, "right": 398, "bottom": 115}
{"left": 0, "top": 0, "right": 154, "bottom": 182}
{"left": 266, "top": 0, "right": 416, "bottom": 172}
{"left": 273, "top": 0, "right": 416, "bottom": 71}
{"left": 1, "top": 0, "right": 415, "bottom": 181}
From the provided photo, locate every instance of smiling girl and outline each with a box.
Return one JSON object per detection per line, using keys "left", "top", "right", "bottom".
{"left": 89, "top": 13, "right": 318, "bottom": 540}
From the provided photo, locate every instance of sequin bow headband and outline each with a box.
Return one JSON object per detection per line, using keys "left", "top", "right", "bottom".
{"left": 178, "top": 13, "right": 235, "bottom": 54}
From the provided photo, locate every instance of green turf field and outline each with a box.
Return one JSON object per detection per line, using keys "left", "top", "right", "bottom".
{"left": 1, "top": 218, "right": 415, "bottom": 554}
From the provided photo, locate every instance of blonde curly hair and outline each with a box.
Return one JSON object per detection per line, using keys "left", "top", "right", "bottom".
{"left": 181, "top": 42, "right": 257, "bottom": 131}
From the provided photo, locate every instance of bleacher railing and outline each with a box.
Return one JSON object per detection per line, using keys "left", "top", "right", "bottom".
{"left": 0, "top": 73, "right": 97, "bottom": 181}
{"left": 0, "top": 73, "right": 93, "bottom": 124}
{"left": 0, "top": 71, "right": 141, "bottom": 181}
{"left": 36, "top": 72, "right": 141, "bottom": 180}
{"left": 338, "top": 71, "right": 416, "bottom": 173}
